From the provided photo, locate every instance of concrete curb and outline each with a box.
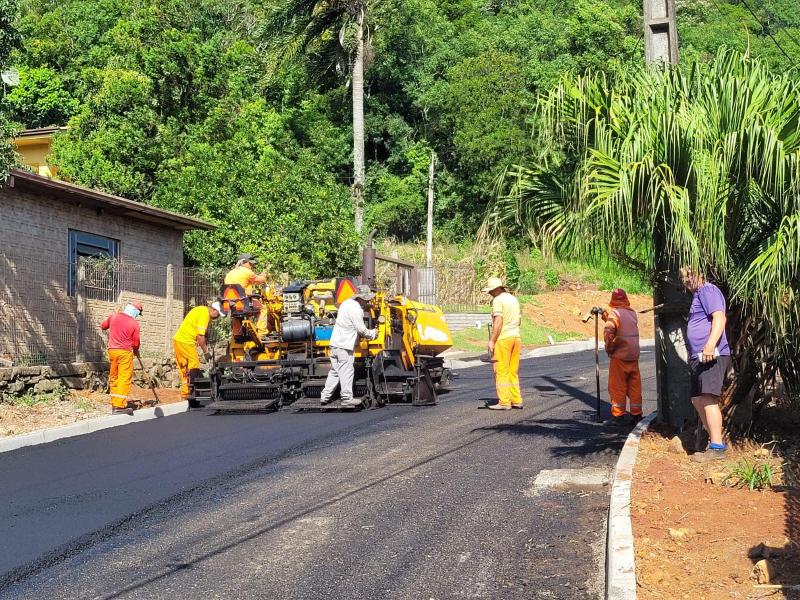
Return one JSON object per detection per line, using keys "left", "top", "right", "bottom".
{"left": 445, "top": 338, "right": 656, "bottom": 369}
{"left": 526, "top": 338, "right": 655, "bottom": 359}
{"left": 0, "top": 401, "right": 188, "bottom": 454}
{"left": 605, "top": 411, "right": 657, "bottom": 600}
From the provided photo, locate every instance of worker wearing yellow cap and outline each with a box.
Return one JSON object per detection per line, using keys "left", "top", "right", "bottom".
{"left": 483, "top": 277, "right": 523, "bottom": 410}
{"left": 173, "top": 302, "right": 224, "bottom": 399}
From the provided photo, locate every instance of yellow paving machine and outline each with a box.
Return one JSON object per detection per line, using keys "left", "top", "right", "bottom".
{"left": 189, "top": 245, "right": 453, "bottom": 411}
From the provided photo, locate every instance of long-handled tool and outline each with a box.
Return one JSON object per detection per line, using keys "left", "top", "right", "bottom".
{"left": 136, "top": 355, "right": 160, "bottom": 407}
{"left": 582, "top": 307, "right": 604, "bottom": 422}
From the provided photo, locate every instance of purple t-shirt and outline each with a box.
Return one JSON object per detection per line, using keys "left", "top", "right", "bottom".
{"left": 686, "top": 283, "right": 730, "bottom": 356}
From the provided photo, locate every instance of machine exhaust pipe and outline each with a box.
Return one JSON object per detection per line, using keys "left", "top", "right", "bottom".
{"left": 362, "top": 229, "right": 377, "bottom": 289}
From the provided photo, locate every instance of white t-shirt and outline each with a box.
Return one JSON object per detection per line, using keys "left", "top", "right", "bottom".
{"left": 330, "top": 298, "right": 376, "bottom": 351}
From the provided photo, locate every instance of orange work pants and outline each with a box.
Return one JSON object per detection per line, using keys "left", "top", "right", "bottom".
{"left": 494, "top": 336, "right": 522, "bottom": 407}
{"left": 108, "top": 349, "right": 134, "bottom": 408}
{"left": 173, "top": 340, "right": 199, "bottom": 397}
{"left": 608, "top": 358, "right": 642, "bottom": 417}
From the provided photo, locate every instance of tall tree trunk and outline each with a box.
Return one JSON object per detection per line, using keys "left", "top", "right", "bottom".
{"left": 351, "top": 12, "right": 365, "bottom": 234}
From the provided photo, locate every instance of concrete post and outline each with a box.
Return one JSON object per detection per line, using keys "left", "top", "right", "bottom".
{"left": 75, "top": 261, "right": 86, "bottom": 363}
{"left": 644, "top": 0, "right": 679, "bottom": 65}
{"left": 165, "top": 264, "right": 174, "bottom": 356}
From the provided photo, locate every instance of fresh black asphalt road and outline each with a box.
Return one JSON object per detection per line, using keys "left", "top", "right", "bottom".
{"left": 0, "top": 350, "right": 656, "bottom": 599}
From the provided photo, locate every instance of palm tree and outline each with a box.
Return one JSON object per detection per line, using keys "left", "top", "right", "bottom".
{"left": 483, "top": 49, "right": 800, "bottom": 428}
{"left": 263, "top": 0, "right": 373, "bottom": 233}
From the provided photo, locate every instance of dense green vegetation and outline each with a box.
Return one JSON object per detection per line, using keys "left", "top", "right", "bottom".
{"left": 486, "top": 49, "right": 800, "bottom": 415}
{"left": 1, "top": 0, "right": 798, "bottom": 273}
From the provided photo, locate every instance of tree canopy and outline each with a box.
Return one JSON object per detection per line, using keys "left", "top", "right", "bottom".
{"left": 3, "top": 0, "right": 799, "bottom": 270}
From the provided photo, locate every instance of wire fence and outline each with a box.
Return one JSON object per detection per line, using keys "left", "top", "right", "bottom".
{"left": 0, "top": 254, "right": 227, "bottom": 367}
{"left": 0, "top": 253, "right": 486, "bottom": 368}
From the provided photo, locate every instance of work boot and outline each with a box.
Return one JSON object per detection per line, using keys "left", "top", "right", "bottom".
{"left": 629, "top": 414, "right": 644, "bottom": 425}
{"left": 319, "top": 397, "right": 334, "bottom": 405}
{"left": 488, "top": 403, "right": 512, "bottom": 411}
{"left": 690, "top": 448, "right": 727, "bottom": 463}
{"left": 511, "top": 404, "right": 524, "bottom": 410}
{"left": 604, "top": 415, "right": 627, "bottom": 427}
{"left": 340, "top": 399, "right": 363, "bottom": 409}
{"left": 112, "top": 407, "right": 134, "bottom": 415}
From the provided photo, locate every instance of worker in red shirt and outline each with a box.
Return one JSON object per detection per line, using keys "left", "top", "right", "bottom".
{"left": 100, "top": 300, "right": 143, "bottom": 415}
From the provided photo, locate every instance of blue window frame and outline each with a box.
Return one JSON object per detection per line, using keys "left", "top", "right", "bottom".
{"left": 68, "top": 230, "right": 120, "bottom": 296}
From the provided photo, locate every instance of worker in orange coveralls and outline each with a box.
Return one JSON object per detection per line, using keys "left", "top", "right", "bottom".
{"left": 173, "top": 302, "right": 223, "bottom": 400}
{"left": 100, "top": 300, "right": 143, "bottom": 415}
{"left": 602, "top": 288, "right": 642, "bottom": 426}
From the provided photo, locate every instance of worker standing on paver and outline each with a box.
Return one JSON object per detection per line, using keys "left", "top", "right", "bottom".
{"left": 602, "top": 288, "right": 642, "bottom": 426}
{"left": 483, "top": 277, "right": 523, "bottom": 410}
{"left": 100, "top": 301, "right": 144, "bottom": 415}
{"left": 224, "top": 253, "right": 268, "bottom": 295}
{"left": 173, "top": 302, "right": 224, "bottom": 400}
{"left": 320, "top": 285, "right": 377, "bottom": 409}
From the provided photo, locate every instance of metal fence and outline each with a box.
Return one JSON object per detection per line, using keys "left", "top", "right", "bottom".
{"left": 0, "top": 254, "right": 226, "bottom": 367}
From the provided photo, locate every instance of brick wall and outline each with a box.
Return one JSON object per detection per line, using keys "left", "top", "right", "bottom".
{"left": 0, "top": 186, "right": 187, "bottom": 364}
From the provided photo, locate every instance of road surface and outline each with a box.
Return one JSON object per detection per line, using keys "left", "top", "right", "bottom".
{"left": 0, "top": 350, "right": 656, "bottom": 599}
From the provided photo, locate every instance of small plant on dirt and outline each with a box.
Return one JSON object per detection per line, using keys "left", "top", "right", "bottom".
{"left": 74, "top": 397, "right": 96, "bottom": 412}
{"left": 724, "top": 459, "right": 774, "bottom": 491}
{"left": 543, "top": 268, "right": 560, "bottom": 289}
{"left": 10, "top": 384, "right": 69, "bottom": 407}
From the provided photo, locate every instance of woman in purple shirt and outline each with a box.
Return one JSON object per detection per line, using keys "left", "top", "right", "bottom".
{"left": 680, "top": 267, "right": 730, "bottom": 463}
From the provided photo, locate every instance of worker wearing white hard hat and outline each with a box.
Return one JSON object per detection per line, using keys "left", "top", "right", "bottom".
{"left": 482, "top": 277, "right": 523, "bottom": 410}
{"left": 173, "top": 301, "right": 226, "bottom": 400}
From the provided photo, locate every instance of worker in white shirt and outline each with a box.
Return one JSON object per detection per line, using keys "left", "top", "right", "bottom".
{"left": 320, "top": 285, "right": 378, "bottom": 408}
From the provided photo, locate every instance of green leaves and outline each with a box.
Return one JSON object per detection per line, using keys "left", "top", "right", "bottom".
{"left": 488, "top": 48, "right": 800, "bottom": 401}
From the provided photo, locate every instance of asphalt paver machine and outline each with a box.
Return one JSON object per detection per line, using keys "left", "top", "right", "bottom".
{"left": 189, "top": 243, "right": 453, "bottom": 411}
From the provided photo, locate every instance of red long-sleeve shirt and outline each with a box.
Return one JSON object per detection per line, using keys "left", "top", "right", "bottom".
{"left": 100, "top": 312, "right": 140, "bottom": 352}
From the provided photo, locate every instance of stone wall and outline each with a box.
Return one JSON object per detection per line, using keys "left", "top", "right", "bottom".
{"left": 0, "top": 358, "right": 181, "bottom": 401}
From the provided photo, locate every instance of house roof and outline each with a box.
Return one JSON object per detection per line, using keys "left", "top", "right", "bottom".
{"left": 16, "top": 126, "right": 68, "bottom": 138}
{"left": 7, "top": 168, "right": 215, "bottom": 231}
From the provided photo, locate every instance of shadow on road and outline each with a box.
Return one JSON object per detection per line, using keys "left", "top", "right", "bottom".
{"left": 473, "top": 417, "right": 627, "bottom": 459}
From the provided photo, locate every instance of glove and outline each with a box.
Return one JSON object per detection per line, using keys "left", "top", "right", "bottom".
{"left": 367, "top": 329, "right": 378, "bottom": 341}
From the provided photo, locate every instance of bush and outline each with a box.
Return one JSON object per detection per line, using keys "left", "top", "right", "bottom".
{"left": 517, "top": 270, "right": 540, "bottom": 294}
{"left": 504, "top": 250, "right": 520, "bottom": 289}
{"left": 543, "top": 268, "right": 560, "bottom": 289}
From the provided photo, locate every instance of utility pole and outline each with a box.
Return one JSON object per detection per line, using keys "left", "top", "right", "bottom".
{"left": 426, "top": 151, "right": 435, "bottom": 268}
{"left": 644, "top": 0, "right": 689, "bottom": 429}
{"left": 644, "top": 0, "right": 679, "bottom": 64}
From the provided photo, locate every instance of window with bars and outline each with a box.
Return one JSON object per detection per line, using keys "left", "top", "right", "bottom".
{"left": 67, "top": 230, "right": 120, "bottom": 299}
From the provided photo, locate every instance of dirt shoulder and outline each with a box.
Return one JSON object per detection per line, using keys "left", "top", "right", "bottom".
{"left": 633, "top": 427, "right": 800, "bottom": 599}
{"left": 525, "top": 288, "right": 656, "bottom": 340}
{"left": 0, "top": 386, "right": 184, "bottom": 438}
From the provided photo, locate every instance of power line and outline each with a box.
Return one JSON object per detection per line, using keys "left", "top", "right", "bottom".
{"left": 751, "top": 0, "right": 800, "bottom": 57}
{"left": 738, "top": 0, "right": 799, "bottom": 67}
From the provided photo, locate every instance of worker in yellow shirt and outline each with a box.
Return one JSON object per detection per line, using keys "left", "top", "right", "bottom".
{"left": 224, "top": 253, "right": 268, "bottom": 295}
{"left": 173, "top": 302, "right": 224, "bottom": 399}
{"left": 483, "top": 277, "right": 523, "bottom": 410}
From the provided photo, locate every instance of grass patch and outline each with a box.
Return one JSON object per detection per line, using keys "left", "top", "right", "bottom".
{"left": 450, "top": 315, "right": 582, "bottom": 352}
{"left": 724, "top": 459, "right": 775, "bottom": 491}
{"left": 9, "top": 384, "right": 69, "bottom": 407}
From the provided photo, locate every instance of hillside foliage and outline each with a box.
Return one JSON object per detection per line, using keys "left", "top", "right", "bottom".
{"left": 1, "top": 0, "right": 798, "bottom": 271}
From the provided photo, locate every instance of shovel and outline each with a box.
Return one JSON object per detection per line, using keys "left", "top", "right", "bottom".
{"left": 136, "top": 355, "right": 160, "bottom": 407}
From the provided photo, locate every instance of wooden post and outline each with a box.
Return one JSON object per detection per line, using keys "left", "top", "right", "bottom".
{"left": 165, "top": 263, "right": 174, "bottom": 356}
{"left": 75, "top": 261, "right": 86, "bottom": 363}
